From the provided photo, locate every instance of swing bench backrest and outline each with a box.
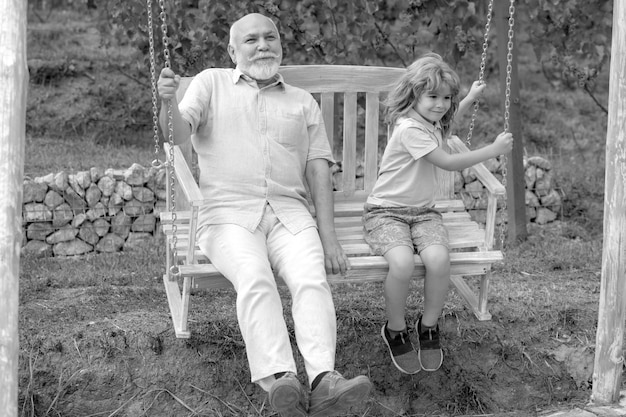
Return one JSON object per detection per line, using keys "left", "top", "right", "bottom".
{"left": 160, "top": 65, "right": 505, "bottom": 338}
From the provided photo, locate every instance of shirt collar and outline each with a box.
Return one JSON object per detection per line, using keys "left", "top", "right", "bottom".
{"left": 405, "top": 108, "right": 442, "bottom": 133}
{"left": 232, "top": 68, "right": 285, "bottom": 89}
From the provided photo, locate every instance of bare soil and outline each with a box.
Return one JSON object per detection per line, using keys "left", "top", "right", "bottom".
{"left": 18, "top": 224, "right": 606, "bottom": 417}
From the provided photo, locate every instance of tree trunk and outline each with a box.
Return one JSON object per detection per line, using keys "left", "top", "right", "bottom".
{"left": 0, "top": 1, "right": 28, "bottom": 416}
{"left": 494, "top": 0, "right": 527, "bottom": 246}
{"left": 592, "top": 0, "right": 626, "bottom": 405}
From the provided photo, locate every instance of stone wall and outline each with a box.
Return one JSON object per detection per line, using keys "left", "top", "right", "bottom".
{"left": 454, "top": 155, "right": 562, "bottom": 225}
{"left": 22, "top": 156, "right": 562, "bottom": 257}
{"left": 22, "top": 163, "right": 167, "bottom": 257}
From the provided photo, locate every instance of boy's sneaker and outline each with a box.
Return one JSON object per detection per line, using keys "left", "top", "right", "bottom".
{"left": 381, "top": 323, "right": 421, "bottom": 374}
{"left": 416, "top": 317, "right": 443, "bottom": 372}
{"left": 268, "top": 372, "right": 308, "bottom": 417}
{"left": 308, "top": 370, "right": 372, "bottom": 417}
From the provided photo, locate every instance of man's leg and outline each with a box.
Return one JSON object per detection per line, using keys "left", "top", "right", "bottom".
{"left": 266, "top": 217, "right": 372, "bottom": 416}
{"left": 266, "top": 222, "right": 336, "bottom": 384}
{"left": 197, "top": 222, "right": 297, "bottom": 386}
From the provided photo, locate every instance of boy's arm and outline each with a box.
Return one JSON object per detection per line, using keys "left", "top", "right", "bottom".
{"left": 454, "top": 81, "right": 486, "bottom": 125}
{"left": 425, "top": 131, "right": 513, "bottom": 171}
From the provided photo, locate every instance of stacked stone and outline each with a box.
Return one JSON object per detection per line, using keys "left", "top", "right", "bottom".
{"left": 455, "top": 155, "right": 562, "bottom": 225}
{"left": 523, "top": 156, "right": 562, "bottom": 224}
{"left": 22, "top": 163, "right": 167, "bottom": 257}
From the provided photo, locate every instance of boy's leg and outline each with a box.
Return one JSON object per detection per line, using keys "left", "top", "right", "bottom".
{"left": 419, "top": 244, "right": 451, "bottom": 326}
{"left": 383, "top": 245, "right": 416, "bottom": 331}
{"left": 412, "top": 210, "right": 450, "bottom": 372}
{"left": 415, "top": 244, "right": 449, "bottom": 371}
{"left": 380, "top": 246, "right": 421, "bottom": 374}
{"left": 363, "top": 206, "right": 420, "bottom": 374}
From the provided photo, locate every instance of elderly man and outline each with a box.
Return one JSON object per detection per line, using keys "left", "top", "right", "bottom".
{"left": 157, "top": 13, "right": 372, "bottom": 417}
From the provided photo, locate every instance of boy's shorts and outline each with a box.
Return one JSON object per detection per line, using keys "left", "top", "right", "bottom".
{"left": 362, "top": 204, "right": 449, "bottom": 256}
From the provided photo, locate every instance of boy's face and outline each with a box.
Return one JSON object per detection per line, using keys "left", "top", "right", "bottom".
{"left": 414, "top": 85, "right": 452, "bottom": 124}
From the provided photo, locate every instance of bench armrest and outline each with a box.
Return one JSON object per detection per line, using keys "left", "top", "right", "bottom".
{"left": 448, "top": 135, "right": 506, "bottom": 250}
{"left": 163, "top": 142, "right": 209, "bottom": 207}
{"left": 448, "top": 136, "right": 505, "bottom": 196}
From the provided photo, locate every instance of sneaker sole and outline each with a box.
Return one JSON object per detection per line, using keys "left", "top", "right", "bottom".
{"left": 380, "top": 325, "right": 421, "bottom": 375}
{"left": 269, "top": 380, "right": 307, "bottom": 417}
{"left": 418, "top": 350, "right": 443, "bottom": 372}
{"left": 308, "top": 376, "right": 372, "bottom": 417}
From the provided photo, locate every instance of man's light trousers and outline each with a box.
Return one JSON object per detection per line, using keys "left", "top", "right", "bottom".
{"left": 197, "top": 204, "right": 337, "bottom": 391}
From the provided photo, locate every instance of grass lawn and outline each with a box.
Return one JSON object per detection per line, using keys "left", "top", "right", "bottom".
{"left": 18, "top": 224, "right": 606, "bottom": 416}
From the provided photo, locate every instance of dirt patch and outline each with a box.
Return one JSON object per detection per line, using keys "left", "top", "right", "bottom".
{"left": 19, "top": 249, "right": 602, "bottom": 416}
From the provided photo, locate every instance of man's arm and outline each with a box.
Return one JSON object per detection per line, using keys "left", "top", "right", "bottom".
{"left": 305, "top": 158, "right": 350, "bottom": 275}
{"left": 157, "top": 68, "right": 191, "bottom": 145}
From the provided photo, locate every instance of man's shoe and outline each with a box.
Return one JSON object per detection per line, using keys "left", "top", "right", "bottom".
{"left": 268, "top": 372, "right": 308, "bottom": 417}
{"left": 308, "top": 370, "right": 372, "bottom": 417}
{"left": 416, "top": 317, "right": 443, "bottom": 372}
{"left": 381, "top": 323, "right": 420, "bottom": 374}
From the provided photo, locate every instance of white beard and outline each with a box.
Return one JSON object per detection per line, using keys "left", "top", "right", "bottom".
{"left": 235, "top": 50, "right": 281, "bottom": 81}
{"left": 245, "top": 60, "right": 280, "bottom": 80}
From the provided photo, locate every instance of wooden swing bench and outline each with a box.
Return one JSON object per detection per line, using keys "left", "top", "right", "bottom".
{"left": 160, "top": 65, "right": 505, "bottom": 338}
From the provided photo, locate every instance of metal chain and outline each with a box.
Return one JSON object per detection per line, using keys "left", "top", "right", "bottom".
{"left": 498, "top": 0, "right": 515, "bottom": 250}
{"left": 465, "top": 0, "right": 494, "bottom": 147}
{"left": 146, "top": 0, "right": 164, "bottom": 170}
{"left": 153, "top": 0, "right": 180, "bottom": 276}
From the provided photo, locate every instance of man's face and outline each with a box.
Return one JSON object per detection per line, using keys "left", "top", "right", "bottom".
{"left": 229, "top": 15, "right": 282, "bottom": 82}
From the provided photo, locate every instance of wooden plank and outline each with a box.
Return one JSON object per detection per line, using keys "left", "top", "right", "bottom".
{"left": 160, "top": 206, "right": 472, "bottom": 225}
{"left": 186, "top": 252, "right": 499, "bottom": 291}
{"left": 161, "top": 197, "right": 468, "bottom": 220}
{"left": 320, "top": 92, "right": 335, "bottom": 151}
{"left": 163, "top": 143, "right": 207, "bottom": 205}
{"left": 450, "top": 275, "right": 492, "bottom": 321}
{"left": 162, "top": 275, "right": 191, "bottom": 338}
{"left": 163, "top": 216, "right": 483, "bottom": 238}
{"left": 178, "top": 251, "right": 501, "bottom": 279}
{"left": 448, "top": 136, "right": 505, "bottom": 195}
{"left": 363, "top": 92, "right": 380, "bottom": 193}
{"left": 279, "top": 65, "right": 404, "bottom": 93}
{"left": 164, "top": 234, "right": 490, "bottom": 263}
{"left": 341, "top": 92, "right": 358, "bottom": 195}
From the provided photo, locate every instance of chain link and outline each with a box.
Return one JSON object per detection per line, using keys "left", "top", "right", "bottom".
{"left": 147, "top": 0, "right": 164, "bottom": 169}
{"left": 466, "top": 0, "right": 494, "bottom": 147}
{"left": 498, "top": 0, "right": 515, "bottom": 250}
{"left": 159, "top": 0, "right": 171, "bottom": 68}
{"left": 148, "top": 0, "right": 179, "bottom": 276}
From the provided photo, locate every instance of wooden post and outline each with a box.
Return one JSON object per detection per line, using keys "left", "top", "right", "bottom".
{"left": 494, "top": 0, "right": 527, "bottom": 245}
{"left": 592, "top": 0, "right": 626, "bottom": 404}
{"left": 0, "top": 1, "right": 28, "bottom": 416}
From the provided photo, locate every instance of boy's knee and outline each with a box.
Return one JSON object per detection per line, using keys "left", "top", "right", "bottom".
{"left": 421, "top": 245, "right": 450, "bottom": 273}
{"left": 386, "top": 248, "right": 416, "bottom": 279}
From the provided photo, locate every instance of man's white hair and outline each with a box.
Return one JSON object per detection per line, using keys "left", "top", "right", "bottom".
{"left": 229, "top": 13, "right": 279, "bottom": 48}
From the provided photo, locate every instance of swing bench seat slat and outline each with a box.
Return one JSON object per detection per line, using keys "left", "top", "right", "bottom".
{"left": 160, "top": 65, "right": 505, "bottom": 338}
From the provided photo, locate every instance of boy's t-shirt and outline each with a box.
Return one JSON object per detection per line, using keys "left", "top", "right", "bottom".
{"left": 367, "top": 109, "right": 443, "bottom": 209}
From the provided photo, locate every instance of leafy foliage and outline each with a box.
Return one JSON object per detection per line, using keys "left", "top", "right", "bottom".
{"left": 35, "top": 0, "right": 615, "bottom": 94}
{"left": 525, "top": 0, "right": 612, "bottom": 94}
{"left": 99, "top": 0, "right": 495, "bottom": 76}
